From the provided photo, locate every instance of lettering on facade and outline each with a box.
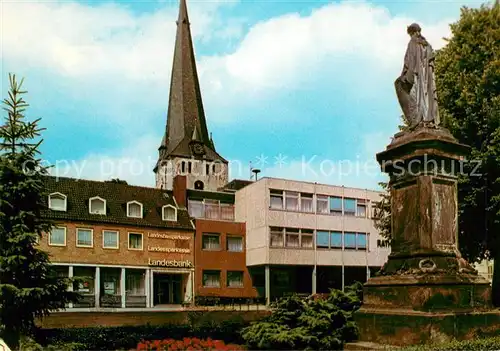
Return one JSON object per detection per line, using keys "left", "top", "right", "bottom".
{"left": 148, "top": 233, "right": 190, "bottom": 240}
{"left": 147, "top": 246, "right": 190, "bottom": 253}
{"left": 148, "top": 258, "right": 193, "bottom": 268}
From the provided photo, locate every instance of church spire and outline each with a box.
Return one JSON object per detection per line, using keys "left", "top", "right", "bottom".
{"left": 158, "top": 0, "right": 217, "bottom": 161}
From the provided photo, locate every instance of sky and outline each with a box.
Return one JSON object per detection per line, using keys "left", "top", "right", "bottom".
{"left": 0, "top": 0, "right": 488, "bottom": 191}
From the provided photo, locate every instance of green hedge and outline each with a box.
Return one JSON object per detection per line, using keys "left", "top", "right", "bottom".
{"left": 34, "top": 318, "right": 249, "bottom": 350}
{"left": 398, "top": 336, "right": 500, "bottom": 351}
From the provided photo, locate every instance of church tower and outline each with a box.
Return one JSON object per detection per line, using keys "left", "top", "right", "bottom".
{"left": 154, "top": 0, "right": 228, "bottom": 191}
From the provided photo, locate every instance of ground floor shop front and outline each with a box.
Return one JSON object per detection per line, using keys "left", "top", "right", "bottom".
{"left": 249, "top": 265, "right": 381, "bottom": 304}
{"left": 53, "top": 263, "right": 194, "bottom": 309}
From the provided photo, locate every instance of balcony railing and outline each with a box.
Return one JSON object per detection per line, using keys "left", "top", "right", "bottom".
{"left": 188, "top": 201, "right": 235, "bottom": 221}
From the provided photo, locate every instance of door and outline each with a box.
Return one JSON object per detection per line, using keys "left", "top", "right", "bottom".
{"left": 154, "top": 274, "right": 182, "bottom": 305}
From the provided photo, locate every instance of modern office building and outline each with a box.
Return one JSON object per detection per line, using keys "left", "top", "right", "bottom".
{"left": 235, "top": 177, "right": 390, "bottom": 303}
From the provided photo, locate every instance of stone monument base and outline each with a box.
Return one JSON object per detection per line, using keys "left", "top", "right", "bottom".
{"left": 354, "top": 307, "right": 500, "bottom": 346}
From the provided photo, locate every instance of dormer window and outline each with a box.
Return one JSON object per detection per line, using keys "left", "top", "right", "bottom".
{"left": 48, "top": 192, "right": 67, "bottom": 211}
{"left": 162, "top": 205, "right": 177, "bottom": 221}
{"left": 89, "top": 196, "right": 106, "bottom": 215}
{"left": 127, "top": 201, "right": 143, "bottom": 218}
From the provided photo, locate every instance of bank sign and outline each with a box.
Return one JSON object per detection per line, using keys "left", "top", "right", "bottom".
{"left": 148, "top": 258, "right": 193, "bottom": 268}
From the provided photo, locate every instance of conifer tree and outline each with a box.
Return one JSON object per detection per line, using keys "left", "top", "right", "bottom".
{"left": 0, "top": 74, "right": 79, "bottom": 347}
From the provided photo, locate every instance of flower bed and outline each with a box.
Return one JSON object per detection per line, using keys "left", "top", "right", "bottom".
{"left": 136, "top": 338, "right": 245, "bottom": 351}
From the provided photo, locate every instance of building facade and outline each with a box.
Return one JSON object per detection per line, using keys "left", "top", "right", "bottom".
{"left": 40, "top": 177, "right": 196, "bottom": 309}
{"left": 235, "top": 177, "right": 390, "bottom": 303}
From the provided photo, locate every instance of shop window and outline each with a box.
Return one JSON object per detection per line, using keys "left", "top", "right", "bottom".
{"left": 227, "top": 271, "right": 244, "bottom": 288}
{"left": 126, "top": 270, "right": 145, "bottom": 296}
{"left": 202, "top": 270, "right": 220, "bottom": 288}
{"left": 202, "top": 234, "right": 220, "bottom": 250}
{"left": 227, "top": 236, "right": 243, "bottom": 252}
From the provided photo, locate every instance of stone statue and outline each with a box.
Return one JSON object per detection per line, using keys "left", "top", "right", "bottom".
{"left": 395, "top": 23, "right": 440, "bottom": 129}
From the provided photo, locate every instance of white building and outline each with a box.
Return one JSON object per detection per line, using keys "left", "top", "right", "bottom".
{"left": 235, "top": 177, "right": 390, "bottom": 303}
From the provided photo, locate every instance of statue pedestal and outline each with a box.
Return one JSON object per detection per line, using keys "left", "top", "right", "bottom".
{"left": 355, "top": 127, "right": 495, "bottom": 346}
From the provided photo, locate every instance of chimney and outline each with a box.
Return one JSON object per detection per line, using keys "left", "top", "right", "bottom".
{"left": 173, "top": 175, "right": 187, "bottom": 208}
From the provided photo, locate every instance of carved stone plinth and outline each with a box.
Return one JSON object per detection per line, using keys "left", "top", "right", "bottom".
{"left": 354, "top": 127, "right": 494, "bottom": 346}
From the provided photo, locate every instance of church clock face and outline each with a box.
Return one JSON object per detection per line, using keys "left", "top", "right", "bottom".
{"left": 191, "top": 143, "right": 205, "bottom": 156}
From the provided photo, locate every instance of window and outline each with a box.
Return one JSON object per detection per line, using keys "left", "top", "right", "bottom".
{"left": 270, "top": 227, "right": 284, "bottom": 247}
{"left": 330, "top": 231, "right": 342, "bottom": 248}
{"left": 357, "top": 200, "right": 367, "bottom": 217}
{"left": 344, "top": 198, "right": 356, "bottom": 216}
{"left": 49, "top": 227, "right": 66, "bottom": 246}
{"left": 285, "top": 228, "right": 300, "bottom": 248}
{"left": 227, "top": 271, "right": 244, "bottom": 287}
{"left": 270, "top": 190, "right": 283, "bottom": 210}
{"left": 103, "top": 230, "right": 119, "bottom": 249}
{"left": 188, "top": 200, "right": 204, "bottom": 218}
{"left": 300, "top": 193, "right": 313, "bottom": 212}
{"left": 127, "top": 201, "right": 143, "bottom": 218}
{"left": 285, "top": 191, "right": 299, "bottom": 211}
{"left": 372, "top": 202, "right": 381, "bottom": 219}
{"left": 188, "top": 162, "right": 192, "bottom": 173}
{"left": 212, "top": 164, "right": 216, "bottom": 173}
{"left": 204, "top": 200, "right": 220, "bottom": 220}
{"left": 317, "top": 195, "right": 329, "bottom": 214}
{"left": 301, "top": 229, "right": 313, "bottom": 248}
{"left": 194, "top": 180, "right": 204, "bottom": 190}
{"left": 48, "top": 192, "right": 67, "bottom": 211}
{"left": 206, "top": 164, "right": 210, "bottom": 175}
{"left": 227, "top": 236, "right": 243, "bottom": 252}
{"left": 357, "top": 233, "right": 368, "bottom": 250}
{"left": 162, "top": 205, "right": 177, "bottom": 221}
{"left": 202, "top": 234, "right": 220, "bottom": 250}
{"left": 182, "top": 161, "right": 186, "bottom": 173}
{"left": 202, "top": 270, "right": 220, "bottom": 287}
{"left": 344, "top": 232, "right": 357, "bottom": 249}
{"left": 330, "top": 197, "right": 342, "bottom": 215}
{"left": 220, "top": 203, "right": 235, "bottom": 221}
{"left": 76, "top": 228, "right": 93, "bottom": 247}
{"left": 316, "top": 231, "right": 330, "bottom": 248}
{"left": 126, "top": 270, "right": 145, "bottom": 296}
{"left": 89, "top": 196, "right": 106, "bottom": 215}
{"left": 128, "top": 233, "right": 143, "bottom": 250}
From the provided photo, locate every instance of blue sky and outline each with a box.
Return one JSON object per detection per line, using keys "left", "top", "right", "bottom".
{"left": 1, "top": 0, "right": 486, "bottom": 190}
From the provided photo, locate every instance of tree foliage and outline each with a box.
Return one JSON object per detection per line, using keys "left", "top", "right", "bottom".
{"left": 0, "top": 74, "right": 79, "bottom": 347}
{"left": 241, "top": 283, "right": 362, "bottom": 350}
{"left": 435, "top": 2, "right": 500, "bottom": 304}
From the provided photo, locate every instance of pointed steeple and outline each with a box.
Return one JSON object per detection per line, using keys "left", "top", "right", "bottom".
{"left": 158, "top": 0, "right": 224, "bottom": 163}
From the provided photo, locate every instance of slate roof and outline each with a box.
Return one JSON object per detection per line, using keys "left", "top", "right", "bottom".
{"left": 41, "top": 176, "right": 194, "bottom": 231}
{"left": 156, "top": 0, "right": 226, "bottom": 165}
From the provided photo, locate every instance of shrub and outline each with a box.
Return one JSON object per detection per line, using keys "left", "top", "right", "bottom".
{"left": 136, "top": 337, "right": 245, "bottom": 351}
{"left": 399, "top": 336, "right": 500, "bottom": 351}
{"left": 34, "top": 318, "right": 250, "bottom": 350}
{"left": 241, "top": 283, "right": 361, "bottom": 350}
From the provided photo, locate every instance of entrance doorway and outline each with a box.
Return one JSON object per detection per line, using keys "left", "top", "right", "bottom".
{"left": 154, "top": 273, "right": 182, "bottom": 305}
